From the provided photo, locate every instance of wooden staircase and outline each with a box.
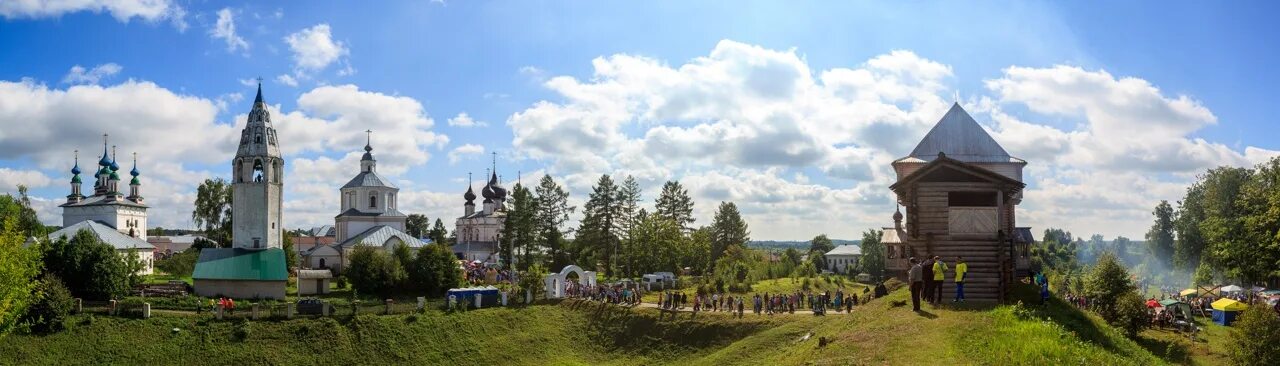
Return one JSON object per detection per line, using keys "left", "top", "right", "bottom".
{"left": 922, "top": 239, "right": 1008, "bottom": 302}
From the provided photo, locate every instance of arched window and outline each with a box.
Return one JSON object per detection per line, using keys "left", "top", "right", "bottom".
{"left": 255, "top": 133, "right": 263, "bottom": 143}
{"left": 369, "top": 194, "right": 377, "bottom": 209}
{"left": 252, "top": 159, "right": 264, "bottom": 183}
{"left": 319, "top": 258, "right": 327, "bottom": 268}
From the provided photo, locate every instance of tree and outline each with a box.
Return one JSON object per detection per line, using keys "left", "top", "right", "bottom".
{"left": 345, "top": 246, "right": 407, "bottom": 298}
{"left": 1192, "top": 167, "right": 1253, "bottom": 278}
{"left": 681, "top": 227, "right": 713, "bottom": 275}
{"left": 0, "top": 189, "right": 45, "bottom": 238}
{"left": 1084, "top": 252, "right": 1147, "bottom": 336}
{"left": 709, "top": 202, "right": 749, "bottom": 273}
{"left": 616, "top": 175, "right": 642, "bottom": 237}
{"left": 654, "top": 180, "right": 695, "bottom": 232}
{"left": 407, "top": 243, "right": 461, "bottom": 296}
{"left": 155, "top": 248, "right": 199, "bottom": 277}
{"left": 429, "top": 219, "right": 449, "bottom": 247}
{"left": 1228, "top": 305, "right": 1280, "bottom": 365}
{"left": 1145, "top": 200, "right": 1176, "bottom": 268}
{"left": 625, "top": 211, "right": 682, "bottom": 276}
{"left": 808, "top": 234, "right": 835, "bottom": 270}
{"left": 21, "top": 276, "right": 74, "bottom": 334}
{"left": 0, "top": 215, "right": 41, "bottom": 335}
{"left": 860, "top": 229, "right": 886, "bottom": 280}
{"left": 1229, "top": 157, "right": 1280, "bottom": 285}
{"left": 502, "top": 183, "right": 539, "bottom": 270}
{"left": 42, "top": 229, "right": 136, "bottom": 300}
{"left": 577, "top": 175, "right": 621, "bottom": 276}
{"left": 406, "top": 214, "right": 431, "bottom": 239}
{"left": 282, "top": 232, "right": 299, "bottom": 269}
{"left": 534, "top": 174, "right": 574, "bottom": 269}
{"left": 192, "top": 178, "right": 232, "bottom": 246}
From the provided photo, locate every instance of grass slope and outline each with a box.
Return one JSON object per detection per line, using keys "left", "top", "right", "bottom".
{"left": 3, "top": 284, "right": 1215, "bottom": 365}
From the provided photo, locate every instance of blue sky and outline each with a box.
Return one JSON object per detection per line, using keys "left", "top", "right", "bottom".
{"left": 1, "top": 1, "right": 1277, "bottom": 240}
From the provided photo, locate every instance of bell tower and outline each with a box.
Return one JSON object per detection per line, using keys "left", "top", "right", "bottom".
{"left": 231, "top": 81, "right": 284, "bottom": 250}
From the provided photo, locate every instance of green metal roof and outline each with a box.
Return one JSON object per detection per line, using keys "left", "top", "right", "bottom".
{"left": 192, "top": 248, "right": 287, "bottom": 281}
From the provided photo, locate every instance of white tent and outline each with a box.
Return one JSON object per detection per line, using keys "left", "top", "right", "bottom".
{"left": 1220, "top": 285, "right": 1245, "bottom": 293}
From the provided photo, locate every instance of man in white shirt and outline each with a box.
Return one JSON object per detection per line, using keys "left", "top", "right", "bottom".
{"left": 908, "top": 257, "right": 924, "bottom": 312}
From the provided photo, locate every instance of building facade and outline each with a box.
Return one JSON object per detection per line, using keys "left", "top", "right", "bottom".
{"left": 52, "top": 136, "right": 154, "bottom": 274}
{"left": 193, "top": 84, "right": 288, "bottom": 300}
{"left": 302, "top": 137, "right": 425, "bottom": 272}
{"left": 881, "top": 103, "right": 1030, "bottom": 302}
{"left": 453, "top": 167, "right": 507, "bottom": 263}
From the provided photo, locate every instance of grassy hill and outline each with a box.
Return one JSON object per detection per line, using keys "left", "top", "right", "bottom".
{"left": 1, "top": 284, "right": 1225, "bottom": 365}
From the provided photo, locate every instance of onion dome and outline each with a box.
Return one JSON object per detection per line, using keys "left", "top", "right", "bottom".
{"left": 892, "top": 205, "right": 903, "bottom": 223}
{"left": 98, "top": 145, "right": 111, "bottom": 167}
{"left": 130, "top": 176, "right": 140, "bottom": 185}
{"left": 464, "top": 185, "right": 477, "bottom": 202}
{"left": 481, "top": 174, "right": 498, "bottom": 199}
{"left": 129, "top": 155, "right": 140, "bottom": 185}
{"left": 109, "top": 159, "right": 119, "bottom": 172}
{"left": 109, "top": 170, "right": 120, "bottom": 181}
{"left": 362, "top": 143, "right": 374, "bottom": 161}
{"left": 71, "top": 175, "right": 82, "bottom": 184}
{"left": 71, "top": 161, "right": 81, "bottom": 175}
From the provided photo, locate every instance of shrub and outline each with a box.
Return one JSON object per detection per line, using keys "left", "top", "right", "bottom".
{"left": 1084, "top": 252, "right": 1147, "bottom": 336}
{"left": 21, "top": 276, "right": 75, "bottom": 334}
{"left": 1228, "top": 305, "right": 1280, "bottom": 365}
{"left": 41, "top": 229, "right": 136, "bottom": 300}
{"left": 345, "top": 246, "right": 407, "bottom": 298}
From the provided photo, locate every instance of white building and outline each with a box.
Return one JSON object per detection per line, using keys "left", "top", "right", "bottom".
{"left": 193, "top": 84, "right": 288, "bottom": 300}
{"left": 302, "top": 134, "right": 426, "bottom": 272}
{"left": 453, "top": 164, "right": 507, "bottom": 263}
{"left": 52, "top": 136, "right": 153, "bottom": 275}
{"left": 825, "top": 245, "right": 862, "bottom": 274}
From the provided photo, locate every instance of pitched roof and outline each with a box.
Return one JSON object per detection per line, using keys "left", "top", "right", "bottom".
{"left": 905, "top": 103, "right": 1020, "bottom": 164}
{"left": 889, "top": 154, "right": 1026, "bottom": 193}
{"left": 58, "top": 194, "right": 147, "bottom": 208}
{"left": 826, "top": 245, "right": 862, "bottom": 256}
{"left": 192, "top": 248, "right": 288, "bottom": 281}
{"left": 341, "top": 171, "right": 398, "bottom": 189}
{"left": 335, "top": 208, "right": 406, "bottom": 218}
{"left": 48, "top": 220, "right": 154, "bottom": 250}
{"left": 336, "top": 225, "right": 426, "bottom": 249}
{"left": 1012, "top": 227, "right": 1036, "bottom": 243}
{"left": 879, "top": 228, "right": 904, "bottom": 244}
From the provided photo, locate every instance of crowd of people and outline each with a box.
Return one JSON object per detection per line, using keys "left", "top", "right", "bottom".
{"left": 462, "top": 262, "right": 516, "bottom": 285}
{"left": 652, "top": 283, "right": 890, "bottom": 316}
{"left": 566, "top": 282, "right": 644, "bottom": 306}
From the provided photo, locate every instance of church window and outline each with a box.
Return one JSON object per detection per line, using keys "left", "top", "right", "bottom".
{"left": 369, "top": 194, "right": 377, "bottom": 208}
{"left": 319, "top": 258, "right": 327, "bottom": 268}
{"left": 255, "top": 133, "right": 263, "bottom": 143}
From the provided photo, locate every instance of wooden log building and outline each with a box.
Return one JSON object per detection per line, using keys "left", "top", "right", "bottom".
{"left": 881, "top": 103, "right": 1034, "bottom": 302}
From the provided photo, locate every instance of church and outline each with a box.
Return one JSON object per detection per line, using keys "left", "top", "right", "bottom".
{"left": 46, "top": 137, "right": 155, "bottom": 275}
{"left": 880, "top": 103, "right": 1034, "bottom": 302}
{"left": 452, "top": 161, "right": 507, "bottom": 264}
{"left": 192, "top": 84, "right": 288, "bottom": 300}
{"left": 301, "top": 132, "right": 426, "bottom": 272}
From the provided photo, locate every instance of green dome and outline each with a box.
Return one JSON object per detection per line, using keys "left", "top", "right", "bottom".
{"left": 109, "top": 171, "right": 120, "bottom": 180}
{"left": 71, "top": 175, "right": 82, "bottom": 184}
{"left": 130, "top": 176, "right": 140, "bottom": 185}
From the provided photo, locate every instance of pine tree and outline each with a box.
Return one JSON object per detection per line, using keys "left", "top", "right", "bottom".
{"left": 406, "top": 214, "right": 430, "bottom": 238}
{"left": 617, "top": 175, "right": 642, "bottom": 238}
{"left": 506, "top": 183, "right": 539, "bottom": 270}
{"left": 535, "top": 174, "right": 574, "bottom": 269}
{"left": 578, "top": 174, "right": 621, "bottom": 276}
{"left": 709, "top": 201, "right": 749, "bottom": 273}
{"left": 654, "top": 180, "right": 695, "bottom": 233}
{"left": 429, "top": 218, "right": 449, "bottom": 247}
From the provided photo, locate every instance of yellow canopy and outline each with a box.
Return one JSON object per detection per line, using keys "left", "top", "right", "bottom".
{"left": 1179, "top": 289, "right": 1198, "bottom": 296}
{"left": 1211, "top": 298, "right": 1248, "bottom": 311}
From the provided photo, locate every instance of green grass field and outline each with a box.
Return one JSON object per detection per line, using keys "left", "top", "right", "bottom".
{"left": 1, "top": 282, "right": 1232, "bottom": 365}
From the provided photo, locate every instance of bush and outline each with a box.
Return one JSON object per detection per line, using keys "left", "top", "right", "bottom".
{"left": 21, "top": 276, "right": 75, "bottom": 334}
{"left": 345, "top": 246, "right": 407, "bottom": 298}
{"left": 41, "top": 229, "right": 137, "bottom": 300}
{"left": 1228, "top": 305, "right": 1280, "bottom": 365}
{"left": 1084, "top": 252, "right": 1147, "bottom": 336}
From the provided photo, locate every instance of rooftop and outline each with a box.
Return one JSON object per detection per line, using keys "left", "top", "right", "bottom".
{"left": 47, "top": 220, "right": 154, "bottom": 250}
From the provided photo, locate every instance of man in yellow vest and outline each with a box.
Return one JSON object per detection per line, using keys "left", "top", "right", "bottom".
{"left": 953, "top": 256, "right": 968, "bottom": 303}
{"left": 932, "top": 255, "right": 948, "bottom": 305}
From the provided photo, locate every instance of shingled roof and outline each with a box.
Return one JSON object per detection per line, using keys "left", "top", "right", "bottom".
{"left": 904, "top": 103, "right": 1021, "bottom": 164}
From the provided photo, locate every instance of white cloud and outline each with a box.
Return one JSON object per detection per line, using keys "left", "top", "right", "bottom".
{"left": 0, "top": 168, "right": 54, "bottom": 191}
{"left": 446, "top": 112, "right": 486, "bottom": 127}
{"left": 209, "top": 8, "right": 248, "bottom": 53}
{"left": 62, "top": 63, "right": 122, "bottom": 85}
{"left": 505, "top": 39, "right": 1270, "bottom": 239}
{"left": 275, "top": 74, "right": 298, "bottom": 87}
{"left": 0, "top": 0, "right": 187, "bottom": 31}
{"left": 284, "top": 23, "right": 349, "bottom": 72}
{"left": 448, "top": 144, "right": 484, "bottom": 164}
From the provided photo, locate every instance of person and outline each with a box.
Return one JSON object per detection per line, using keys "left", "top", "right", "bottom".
{"left": 908, "top": 257, "right": 923, "bottom": 312}
{"left": 1034, "top": 271, "right": 1049, "bottom": 305}
{"left": 932, "top": 256, "right": 948, "bottom": 305}
{"left": 954, "top": 256, "right": 968, "bottom": 302}
{"left": 921, "top": 256, "right": 936, "bottom": 305}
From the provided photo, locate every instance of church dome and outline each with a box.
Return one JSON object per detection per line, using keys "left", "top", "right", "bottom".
{"left": 71, "top": 174, "right": 82, "bottom": 184}
{"left": 71, "top": 162, "right": 81, "bottom": 175}
{"left": 109, "top": 159, "right": 119, "bottom": 172}
{"left": 481, "top": 184, "right": 496, "bottom": 199}
{"left": 130, "top": 176, "right": 140, "bottom": 185}
{"left": 109, "top": 170, "right": 120, "bottom": 181}
{"left": 464, "top": 185, "right": 477, "bottom": 202}
{"left": 130, "top": 165, "right": 140, "bottom": 177}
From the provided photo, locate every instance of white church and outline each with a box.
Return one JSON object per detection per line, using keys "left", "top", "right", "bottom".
{"left": 46, "top": 137, "right": 155, "bottom": 275}
{"left": 302, "top": 132, "right": 426, "bottom": 273}
{"left": 452, "top": 161, "right": 508, "bottom": 264}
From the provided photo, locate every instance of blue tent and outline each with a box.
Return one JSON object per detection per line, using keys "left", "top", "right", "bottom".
{"left": 447, "top": 286, "right": 501, "bottom": 308}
